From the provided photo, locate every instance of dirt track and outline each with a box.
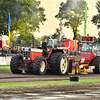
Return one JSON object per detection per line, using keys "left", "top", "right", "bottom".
{"left": 0, "top": 71, "right": 100, "bottom": 100}
{"left": 0, "top": 71, "right": 100, "bottom": 82}
{"left": 0, "top": 81, "right": 100, "bottom": 100}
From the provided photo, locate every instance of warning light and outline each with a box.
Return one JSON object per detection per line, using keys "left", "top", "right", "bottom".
{"left": 81, "top": 36, "right": 94, "bottom": 42}
{"left": 87, "top": 33, "right": 89, "bottom": 36}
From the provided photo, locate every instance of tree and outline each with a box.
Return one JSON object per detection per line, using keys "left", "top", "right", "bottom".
{"left": 91, "top": 1, "right": 100, "bottom": 29}
{"left": 55, "top": 0, "right": 86, "bottom": 39}
{"left": 11, "top": 32, "right": 41, "bottom": 47}
{"left": 0, "top": 0, "right": 46, "bottom": 37}
{"left": 51, "top": 28, "right": 65, "bottom": 39}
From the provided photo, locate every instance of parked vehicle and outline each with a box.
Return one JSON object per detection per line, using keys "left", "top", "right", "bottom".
{"left": 78, "top": 36, "right": 100, "bottom": 73}
{"left": 0, "top": 35, "right": 9, "bottom": 56}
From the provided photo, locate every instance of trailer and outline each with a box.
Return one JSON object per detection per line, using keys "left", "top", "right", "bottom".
{"left": 0, "top": 35, "right": 9, "bottom": 56}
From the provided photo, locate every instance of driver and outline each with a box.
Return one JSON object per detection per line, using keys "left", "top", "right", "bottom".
{"left": 42, "top": 39, "right": 47, "bottom": 56}
{"left": 42, "top": 38, "right": 47, "bottom": 50}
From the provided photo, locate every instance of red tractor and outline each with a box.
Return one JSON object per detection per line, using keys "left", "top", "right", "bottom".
{"left": 10, "top": 47, "right": 70, "bottom": 75}
{"left": 47, "top": 38, "right": 79, "bottom": 52}
{"left": 10, "top": 47, "right": 86, "bottom": 75}
{"left": 78, "top": 36, "right": 100, "bottom": 74}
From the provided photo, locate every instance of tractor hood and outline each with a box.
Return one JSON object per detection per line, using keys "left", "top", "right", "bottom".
{"left": 23, "top": 47, "right": 43, "bottom": 53}
{"left": 78, "top": 51, "right": 96, "bottom": 62}
{"left": 23, "top": 47, "right": 43, "bottom": 61}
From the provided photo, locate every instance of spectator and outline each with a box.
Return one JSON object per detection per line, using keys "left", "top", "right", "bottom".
{"left": 2, "top": 46, "right": 6, "bottom": 52}
{"left": 69, "top": 49, "right": 74, "bottom": 56}
{"left": 74, "top": 49, "right": 79, "bottom": 56}
{"left": 2, "top": 46, "right": 7, "bottom": 56}
{"left": 67, "top": 49, "right": 70, "bottom": 54}
{"left": 11, "top": 47, "right": 14, "bottom": 54}
{"left": 15, "top": 47, "right": 18, "bottom": 54}
{"left": 21, "top": 49, "right": 23, "bottom": 54}
{"left": 18, "top": 48, "right": 22, "bottom": 54}
{"left": 14, "top": 47, "right": 16, "bottom": 54}
{"left": 8, "top": 48, "right": 11, "bottom": 55}
{"left": 19, "top": 48, "right": 23, "bottom": 54}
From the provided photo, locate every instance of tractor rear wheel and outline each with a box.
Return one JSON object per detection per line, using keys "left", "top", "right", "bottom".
{"left": 10, "top": 55, "right": 23, "bottom": 74}
{"left": 33, "top": 57, "right": 47, "bottom": 75}
{"left": 92, "top": 57, "right": 100, "bottom": 73}
{"left": 49, "top": 52, "right": 62, "bottom": 74}
{"left": 56, "top": 54, "right": 68, "bottom": 75}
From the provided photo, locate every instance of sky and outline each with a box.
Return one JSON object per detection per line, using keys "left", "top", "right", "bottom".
{"left": 35, "top": 0, "right": 99, "bottom": 39}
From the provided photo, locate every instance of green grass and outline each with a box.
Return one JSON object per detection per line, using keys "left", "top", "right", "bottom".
{"left": 0, "top": 65, "right": 10, "bottom": 71}
{"left": 0, "top": 68, "right": 10, "bottom": 71}
{"left": 0, "top": 78, "right": 100, "bottom": 88}
{"left": 0, "top": 65, "right": 10, "bottom": 67}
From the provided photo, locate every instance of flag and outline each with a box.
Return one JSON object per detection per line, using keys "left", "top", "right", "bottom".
{"left": 59, "top": 20, "right": 63, "bottom": 41}
{"left": 84, "top": 3, "right": 87, "bottom": 36}
{"left": 8, "top": 13, "right": 11, "bottom": 44}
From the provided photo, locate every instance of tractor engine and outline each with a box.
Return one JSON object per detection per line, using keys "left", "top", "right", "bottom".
{"left": 23, "top": 47, "right": 31, "bottom": 60}
{"left": 23, "top": 47, "right": 43, "bottom": 61}
{"left": 17, "top": 47, "right": 43, "bottom": 72}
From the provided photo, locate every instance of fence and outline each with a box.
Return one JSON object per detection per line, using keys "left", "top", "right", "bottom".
{"left": 0, "top": 56, "right": 11, "bottom": 65}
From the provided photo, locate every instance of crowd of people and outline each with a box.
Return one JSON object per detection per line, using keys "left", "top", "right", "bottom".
{"left": 1, "top": 46, "right": 23, "bottom": 56}
{"left": 9, "top": 47, "right": 23, "bottom": 54}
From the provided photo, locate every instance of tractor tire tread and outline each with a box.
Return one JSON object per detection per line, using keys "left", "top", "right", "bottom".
{"left": 10, "top": 55, "right": 22, "bottom": 74}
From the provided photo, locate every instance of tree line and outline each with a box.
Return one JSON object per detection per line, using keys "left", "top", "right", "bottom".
{"left": 0, "top": 0, "right": 100, "bottom": 47}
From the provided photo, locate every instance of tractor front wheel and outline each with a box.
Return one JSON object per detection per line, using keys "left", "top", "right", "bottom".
{"left": 33, "top": 57, "right": 47, "bottom": 75}
{"left": 10, "top": 55, "right": 23, "bottom": 74}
